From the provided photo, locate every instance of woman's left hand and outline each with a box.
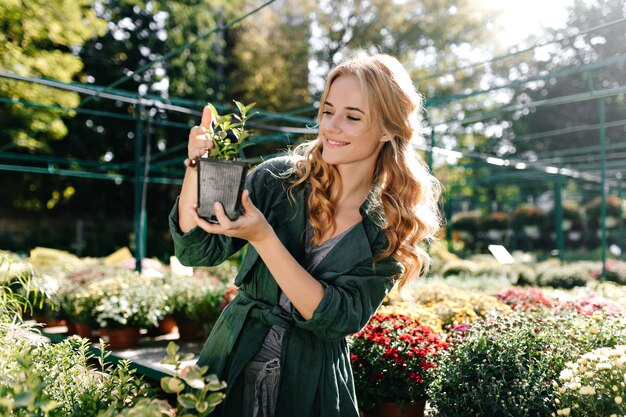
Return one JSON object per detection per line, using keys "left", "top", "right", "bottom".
{"left": 189, "top": 190, "right": 272, "bottom": 245}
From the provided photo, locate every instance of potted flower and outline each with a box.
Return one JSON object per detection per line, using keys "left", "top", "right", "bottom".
{"left": 68, "top": 271, "right": 170, "bottom": 349}
{"left": 585, "top": 195, "right": 623, "bottom": 228}
{"left": 349, "top": 313, "right": 448, "bottom": 416}
{"left": 451, "top": 211, "right": 480, "bottom": 240}
{"left": 197, "top": 101, "right": 256, "bottom": 221}
{"left": 480, "top": 211, "right": 509, "bottom": 241}
{"left": 512, "top": 205, "right": 545, "bottom": 239}
{"left": 167, "top": 276, "right": 230, "bottom": 341}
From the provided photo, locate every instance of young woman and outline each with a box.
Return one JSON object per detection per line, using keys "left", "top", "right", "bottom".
{"left": 169, "top": 52, "right": 441, "bottom": 417}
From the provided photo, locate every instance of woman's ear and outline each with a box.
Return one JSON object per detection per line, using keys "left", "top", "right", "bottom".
{"left": 380, "top": 133, "right": 392, "bottom": 143}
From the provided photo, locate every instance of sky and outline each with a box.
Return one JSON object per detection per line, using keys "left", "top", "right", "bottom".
{"left": 483, "top": 0, "right": 575, "bottom": 48}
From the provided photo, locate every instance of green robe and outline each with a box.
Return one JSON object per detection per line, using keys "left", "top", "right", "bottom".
{"left": 169, "top": 157, "right": 400, "bottom": 417}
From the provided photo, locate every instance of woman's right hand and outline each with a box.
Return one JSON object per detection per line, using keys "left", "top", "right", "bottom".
{"left": 185, "top": 106, "right": 214, "bottom": 170}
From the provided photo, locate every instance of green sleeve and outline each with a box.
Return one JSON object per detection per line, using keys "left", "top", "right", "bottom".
{"left": 168, "top": 196, "right": 247, "bottom": 267}
{"left": 291, "top": 259, "right": 400, "bottom": 341}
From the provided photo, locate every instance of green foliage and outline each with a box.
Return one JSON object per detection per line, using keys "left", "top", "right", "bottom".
{"left": 537, "top": 262, "right": 594, "bottom": 289}
{"left": 0, "top": 0, "right": 106, "bottom": 151}
{"left": 230, "top": 1, "right": 313, "bottom": 112}
{"left": 205, "top": 101, "right": 255, "bottom": 160}
{"left": 69, "top": 271, "right": 170, "bottom": 329}
{"left": 166, "top": 275, "right": 228, "bottom": 325}
{"left": 160, "top": 342, "right": 226, "bottom": 417}
{"left": 0, "top": 334, "right": 156, "bottom": 417}
{"left": 428, "top": 312, "right": 626, "bottom": 417}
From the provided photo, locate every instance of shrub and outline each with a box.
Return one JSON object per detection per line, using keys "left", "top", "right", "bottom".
{"left": 495, "top": 287, "right": 554, "bottom": 313}
{"left": 410, "top": 284, "right": 512, "bottom": 330}
{"left": 554, "top": 345, "right": 626, "bottom": 417}
{"left": 167, "top": 276, "right": 227, "bottom": 322}
{"left": 537, "top": 263, "right": 594, "bottom": 289}
{"left": 440, "top": 260, "right": 477, "bottom": 277}
{"left": 428, "top": 312, "right": 626, "bottom": 417}
{"left": 451, "top": 211, "right": 481, "bottom": 234}
{"left": 584, "top": 195, "right": 623, "bottom": 228}
{"left": 560, "top": 293, "right": 623, "bottom": 316}
{"left": 377, "top": 302, "right": 444, "bottom": 334}
{"left": 0, "top": 333, "right": 155, "bottom": 417}
{"left": 513, "top": 205, "right": 546, "bottom": 228}
{"left": 480, "top": 211, "right": 509, "bottom": 230}
{"left": 605, "top": 259, "right": 626, "bottom": 285}
{"left": 349, "top": 313, "right": 448, "bottom": 411}
{"left": 69, "top": 272, "right": 170, "bottom": 329}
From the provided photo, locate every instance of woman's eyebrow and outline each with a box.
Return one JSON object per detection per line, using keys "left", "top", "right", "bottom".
{"left": 324, "top": 101, "right": 364, "bottom": 114}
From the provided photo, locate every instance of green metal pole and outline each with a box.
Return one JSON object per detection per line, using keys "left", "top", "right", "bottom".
{"left": 599, "top": 98, "right": 607, "bottom": 279}
{"left": 554, "top": 178, "right": 564, "bottom": 264}
{"left": 134, "top": 104, "right": 145, "bottom": 272}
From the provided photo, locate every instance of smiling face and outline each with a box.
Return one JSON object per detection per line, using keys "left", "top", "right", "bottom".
{"left": 319, "top": 74, "right": 390, "bottom": 173}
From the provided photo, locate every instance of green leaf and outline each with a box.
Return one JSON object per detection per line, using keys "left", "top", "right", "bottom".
{"left": 13, "top": 391, "right": 35, "bottom": 407}
{"left": 196, "top": 401, "right": 209, "bottom": 413}
{"left": 207, "top": 392, "right": 225, "bottom": 406}
{"left": 166, "top": 341, "right": 179, "bottom": 357}
{"left": 40, "top": 400, "right": 60, "bottom": 412}
{"left": 207, "top": 103, "right": 219, "bottom": 120}
{"left": 243, "top": 102, "right": 256, "bottom": 115}
{"left": 238, "top": 132, "right": 250, "bottom": 142}
{"left": 161, "top": 376, "right": 185, "bottom": 394}
{"left": 184, "top": 376, "right": 205, "bottom": 390}
{"left": 234, "top": 100, "right": 245, "bottom": 114}
{"left": 206, "top": 375, "right": 227, "bottom": 391}
{"left": 178, "top": 393, "right": 198, "bottom": 409}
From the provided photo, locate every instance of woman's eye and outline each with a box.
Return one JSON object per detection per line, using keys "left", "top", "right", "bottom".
{"left": 347, "top": 115, "right": 361, "bottom": 121}
{"left": 322, "top": 111, "right": 333, "bottom": 116}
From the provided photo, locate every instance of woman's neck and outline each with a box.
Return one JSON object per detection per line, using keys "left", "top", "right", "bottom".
{"left": 335, "top": 166, "right": 374, "bottom": 208}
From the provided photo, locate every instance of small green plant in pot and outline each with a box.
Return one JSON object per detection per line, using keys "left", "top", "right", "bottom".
{"left": 197, "top": 101, "right": 255, "bottom": 221}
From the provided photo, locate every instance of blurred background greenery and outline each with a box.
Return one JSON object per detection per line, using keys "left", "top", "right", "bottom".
{"left": 0, "top": 0, "right": 624, "bottom": 264}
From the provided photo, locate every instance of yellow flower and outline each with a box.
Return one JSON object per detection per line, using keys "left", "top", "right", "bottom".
{"left": 615, "top": 396, "right": 623, "bottom": 405}
{"left": 579, "top": 386, "right": 596, "bottom": 395}
{"left": 556, "top": 408, "right": 571, "bottom": 416}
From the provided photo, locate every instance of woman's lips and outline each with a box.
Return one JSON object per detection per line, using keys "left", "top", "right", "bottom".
{"left": 325, "top": 137, "right": 350, "bottom": 147}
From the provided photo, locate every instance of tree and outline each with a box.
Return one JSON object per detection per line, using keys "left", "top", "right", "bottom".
{"left": 0, "top": 0, "right": 106, "bottom": 151}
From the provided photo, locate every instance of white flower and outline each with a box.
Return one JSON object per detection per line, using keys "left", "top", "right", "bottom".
{"left": 560, "top": 369, "right": 573, "bottom": 380}
{"left": 615, "top": 396, "right": 623, "bottom": 405}
{"left": 556, "top": 408, "right": 571, "bottom": 416}
{"left": 579, "top": 386, "right": 596, "bottom": 395}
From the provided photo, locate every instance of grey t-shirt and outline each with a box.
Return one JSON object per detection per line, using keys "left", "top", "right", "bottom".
{"left": 252, "top": 224, "right": 357, "bottom": 362}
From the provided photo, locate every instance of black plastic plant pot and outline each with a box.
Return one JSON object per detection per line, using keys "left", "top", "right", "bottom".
{"left": 197, "top": 158, "right": 249, "bottom": 222}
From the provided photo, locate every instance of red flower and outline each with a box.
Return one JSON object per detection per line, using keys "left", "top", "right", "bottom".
{"left": 350, "top": 313, "right": 449, "bottom": 406}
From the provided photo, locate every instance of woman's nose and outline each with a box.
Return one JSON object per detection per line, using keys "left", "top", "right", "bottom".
{"left": 324, "top": 114, "right": 341, "bottom": 133}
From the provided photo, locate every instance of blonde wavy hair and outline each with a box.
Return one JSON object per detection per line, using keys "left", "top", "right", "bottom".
{"left": 289, "top": 52, "right": 442, "bottom": 291}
